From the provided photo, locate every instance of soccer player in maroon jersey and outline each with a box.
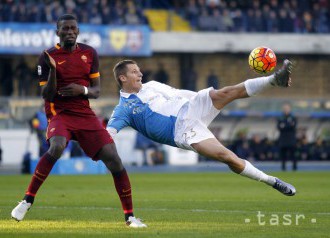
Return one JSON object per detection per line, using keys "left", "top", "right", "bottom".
{"left": 11, "top": 14, "right": 146, "bottom": 228}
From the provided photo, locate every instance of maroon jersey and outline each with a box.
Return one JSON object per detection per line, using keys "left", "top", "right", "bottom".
{"left": 37, "top": 43, "right": 100, "bottom": 118}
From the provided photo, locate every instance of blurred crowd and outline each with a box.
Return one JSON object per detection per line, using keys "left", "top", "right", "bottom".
{"left": 0, "top": 0, "right": 148, "bottom": 25}
{"left": 0, "top": 0, "right": 329, "bottom": 33}
{"left": 227, "top": 132, "right": 330, "bottom": 162}
{"left": 176, "top": 0, "right": 329, "bottom": 33}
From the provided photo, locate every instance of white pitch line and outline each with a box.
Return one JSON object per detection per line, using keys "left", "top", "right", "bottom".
{"left": 139, "top": 199, "right": 330, "bottom": 204}
{"left": 2, "top": 205, "right": 329, "bottom": 215}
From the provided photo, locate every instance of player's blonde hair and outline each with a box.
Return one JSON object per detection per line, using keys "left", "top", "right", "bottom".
{"left": 113, "top": 59, "right": 137, "bottom": 88}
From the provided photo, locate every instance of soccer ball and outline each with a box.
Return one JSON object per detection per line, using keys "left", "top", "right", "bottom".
{"left": 248, "top": 46, "right": 277, "bottom": 74}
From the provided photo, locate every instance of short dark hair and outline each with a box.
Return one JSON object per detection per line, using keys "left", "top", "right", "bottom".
{"left": 113, "top": 60, "right": 137, "bottom": 87}
{"left": 56, "top": 14, "right": 77, "bottom": 29}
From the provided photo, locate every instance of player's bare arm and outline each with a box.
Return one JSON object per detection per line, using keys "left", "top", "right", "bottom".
{"left": 86, "top": 76, "right": 101, "bottom": 99}
{"left": 58, "top": 76, "right": 101, "bottom": 98}
{"left": 42, "top": 51, "right": 57, "bottom": 101}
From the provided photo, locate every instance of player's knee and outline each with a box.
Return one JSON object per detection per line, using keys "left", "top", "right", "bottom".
{"left": 103, "top": 155, "right": 124, "bottom": 173}
{"left": 99, "top": 144, "right": 124, "bottom": 172}
{"left": 112, "top": 155, "right": 124, "bottom": 170}
{"left": 211, "top": 88, "right": 226, "bottom": 100}
{"left": 48, "top": 143, "right": 66, "bottom": 159}
{"left": 214, "top": 86, "right": 242, "bottom": 100}
{"left": 214, "top": 150, "right": 229, "bottom": 162}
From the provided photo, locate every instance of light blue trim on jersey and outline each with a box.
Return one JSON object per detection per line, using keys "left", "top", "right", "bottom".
{"left": 108, "top": 94, "right": 177, "bottom": 147}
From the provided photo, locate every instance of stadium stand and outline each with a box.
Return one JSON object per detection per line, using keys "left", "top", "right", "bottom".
{"left": 0, "top": 0, "right": 328, "bottom": 33}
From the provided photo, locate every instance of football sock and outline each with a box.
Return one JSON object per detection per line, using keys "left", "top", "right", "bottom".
{"left": 240, "top": 160, "right": 276, "bottom": 186}
{"left": 24, "top": 153, "right": 56, "bottom": 202}
{"left": 244, "top": 75, "right": 275, "bottom": 96}
{"left": 111, "top": 169, "right": 134, "bottom": 221}
{"left": 23, "top": 195, "right": 34, "bottom": 204}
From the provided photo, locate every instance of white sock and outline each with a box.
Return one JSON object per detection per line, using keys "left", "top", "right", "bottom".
{"left": 240, "top": 160, "right": 276, "bottom": 186}
{"left": 244, "top": 75, "right": 275, "bottom": 96}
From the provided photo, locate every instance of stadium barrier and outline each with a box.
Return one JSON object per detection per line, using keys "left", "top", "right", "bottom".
{"left": 1, "top": 23, "right": 330, "bottom": 56}
{"left": 0, "top": 23, "right": 151, "bottom": 56}
{"left": 29, "top": 157, "right": 108, "bottom": 175}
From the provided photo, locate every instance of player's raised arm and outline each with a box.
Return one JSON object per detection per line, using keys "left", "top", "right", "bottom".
{"left": 41, "top": 51, "right": 57, "bottom": 101}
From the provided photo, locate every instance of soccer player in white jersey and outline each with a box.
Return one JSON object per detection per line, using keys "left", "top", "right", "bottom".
{"left": 107, "top": 59, "right": 296, "bottom": 196}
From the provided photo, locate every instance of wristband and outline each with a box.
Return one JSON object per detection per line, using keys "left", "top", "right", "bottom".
{"left": 83, "top": 86, "right": 88, "bottom": 95}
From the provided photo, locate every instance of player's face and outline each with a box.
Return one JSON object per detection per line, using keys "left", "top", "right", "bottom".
{"left": 56, "top": 20, "right": 79, "bottom": 48}
{"left": 121, "top": 64, "right": 143, "bottom": 93}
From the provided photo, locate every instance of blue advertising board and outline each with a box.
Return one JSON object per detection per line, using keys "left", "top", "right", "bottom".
{"left": 30, "top": 157, "right": 108, "bottom": 175}
{"left": 0, "top": 23, "right": 151, "bottom": 56}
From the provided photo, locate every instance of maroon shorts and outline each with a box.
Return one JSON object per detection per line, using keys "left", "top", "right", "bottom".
{"left": 46, "top": 112, "right": 114, "bottom": 160}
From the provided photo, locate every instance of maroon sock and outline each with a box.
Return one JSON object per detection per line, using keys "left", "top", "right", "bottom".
{"left": 112, "top": 169, "right": 134, "bottom": 218}
{"left": 25, "top": 153, "right": 56, "bottom": 198}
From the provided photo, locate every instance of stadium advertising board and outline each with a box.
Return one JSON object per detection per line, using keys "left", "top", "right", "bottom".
{"left": 0, "top": 23, "right": 151, "bottom": 56}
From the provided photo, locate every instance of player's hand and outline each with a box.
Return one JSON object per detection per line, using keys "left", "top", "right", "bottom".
{"left": 44, "top": 51, "right": 56, "bottom": 69}
{"left": 58, "top": 83, "right": 85, "bottom": 97}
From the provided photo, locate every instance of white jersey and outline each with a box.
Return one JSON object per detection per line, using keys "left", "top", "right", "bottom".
{"left": 107, "top": 81, "right": 197, "bottom": 147}
{"left": 135, "top": 81, "right": 192, "bottom": 118}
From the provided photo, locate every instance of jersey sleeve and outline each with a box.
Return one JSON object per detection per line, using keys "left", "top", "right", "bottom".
{"left": 89, "top": 47, "right": 100, "bottom": 79}
{"left": 37, "top": 52, "right": 50, "bottom": 86}
{"left": 106, "top": 106, "right": 130, "bottom": 133}
{"left": 176, "top": 89, "right": 198, "bottom": 99}
{"left": 148, "top": 80, "right": 173, "bottom": 91}
{"left": 147, "top": 81, "right": 178, "bottom": 98}
{"left": 147, "top": 81, "right": 197, "bottom": 99}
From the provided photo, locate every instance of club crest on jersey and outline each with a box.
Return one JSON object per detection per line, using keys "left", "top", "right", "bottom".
{"left": 132, "top": 106, "right": 143, "bottom": 114}
{"left": 124, "top": 99, "right": 138, "bottom": 108}
{"left": 81, "top": 55, "right": 87, "bottom": 63}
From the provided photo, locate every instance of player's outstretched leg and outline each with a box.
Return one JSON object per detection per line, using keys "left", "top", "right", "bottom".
{"left": 244, "top": 59, "right": 294, "bottom": 97}
{"left": 11, "top": 152, "right": 57, "bottom": 221}
{"left": 272, "top": 178, "right": 296, "bottom": 196}
{"left": 193, "top": 140, "right": 296, "bottom": 196}
{"left": 99, "top": 143, "right": 147, "bottom": 228}
{"left": 271, "top": 59, "right": 293, "bottom": 87}
{"left": 240, "top": 160, "right": 296, "bottom": 196}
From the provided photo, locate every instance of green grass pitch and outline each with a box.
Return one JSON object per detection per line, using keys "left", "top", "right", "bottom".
{"left": 0, "top": 171, "right": 329, "bottom": 238}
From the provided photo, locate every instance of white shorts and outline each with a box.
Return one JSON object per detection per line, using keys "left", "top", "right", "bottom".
{"left": 174, "top": 87, "right": 220, "bottom": 151}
